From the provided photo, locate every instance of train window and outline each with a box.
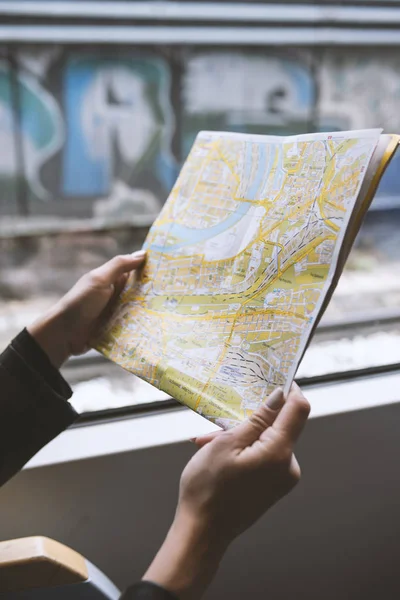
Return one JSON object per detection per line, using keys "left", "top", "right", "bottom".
{"left": 1, "top": 31, "right": 400, "bottom": 417}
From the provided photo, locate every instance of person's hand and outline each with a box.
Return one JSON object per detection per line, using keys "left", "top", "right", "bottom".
{"left": 144, "top": 384, "right": 310, "bottom": 600}
{"left": 28, "top": 251, "right": 146, "bottom": 368}
{"left": 180, "top": 383, "right": 309, "bottom": 539}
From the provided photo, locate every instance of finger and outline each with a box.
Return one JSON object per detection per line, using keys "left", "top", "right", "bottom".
{"left": 272, "top": 383, "right": 310, "bottom": 445}
{"left": 230, "top": 388, "right": 285, "bottom": 446}
{"left": 192, "top": 430, "right": 224, "bottom": 448}
{"left": 93, "top": 251, "right": 146, "bottom": 283}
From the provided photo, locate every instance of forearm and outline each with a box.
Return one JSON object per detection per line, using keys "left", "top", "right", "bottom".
{"left": 28, "top": 305, "right": 70, "bottom": 369}
{"left": 0, "top": 330, "right": 77, "bottom": 487}
{"left": 143, "top": 512, "right": 228, "bottom": 600}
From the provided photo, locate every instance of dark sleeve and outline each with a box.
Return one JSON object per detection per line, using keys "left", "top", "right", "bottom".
{"left": 120, "top": 582, "right": 178, "bottom": 600}
{"left": 0, "top": 329, "right": 78, "bottom": 487}
{"left": 0, "top": 333, "right": 177, "bottom": 599}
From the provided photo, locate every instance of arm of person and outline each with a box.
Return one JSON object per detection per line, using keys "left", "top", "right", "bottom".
{"left": 0, "top": 252, "right": 146, "bottom": 488}
{"left": 129, "top": 385, "right": 310, "bottom": 600}
{"left": 0, "top": 328, "right": 76, "bottom": 488}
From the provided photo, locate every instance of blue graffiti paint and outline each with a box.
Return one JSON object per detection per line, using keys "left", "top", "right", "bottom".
{"left": 155, "top": 152, "right": 178, "bottom": 191}
{"left": 20, "top": 83, "right": 57, "bottom": 151}
{"left": 0, "top": 63, "right": 62, "bottom": 201}
{"left": 282, "top": 60, "right": 315, "bottom": 109}
{"left": 62, "top": 56, "right": 175, "bottom": 198}
{"left": 63, "top": 61, "right": 110, "bottom": 196}
{"left": 0, "top": 66, "right": 13, "bottom": 150}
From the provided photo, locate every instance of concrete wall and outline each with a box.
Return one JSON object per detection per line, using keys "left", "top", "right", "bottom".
{"left": 1, "top": 46, "right": 400, "bottom": 217}
{"left": 1, "top": 401, "right": 400, "bottom": 599}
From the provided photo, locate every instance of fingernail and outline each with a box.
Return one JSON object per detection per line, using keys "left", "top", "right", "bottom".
{"left": 189, "top": 438, "right": 197, "bottom": 444}
{"left": 266, "top": 387, "right": 284, "bottom": 410}
{"left": 131, "top": 250, "right": 146, "bottom": 259}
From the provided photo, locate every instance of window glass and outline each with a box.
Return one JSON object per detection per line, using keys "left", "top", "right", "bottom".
{"left": 1, "top": 44, "right": 399, "bottom": 413}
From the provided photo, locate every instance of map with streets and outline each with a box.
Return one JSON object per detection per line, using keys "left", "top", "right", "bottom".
{"left": 97, "top": 129, "right": 387, "bottom": 428}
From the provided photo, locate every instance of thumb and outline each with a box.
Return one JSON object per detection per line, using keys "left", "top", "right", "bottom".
{"left": 231, "top": 388, "right": 285, "bottom": 446}
{"left": 94, "top": 251, "right": 146, "bottom": 283}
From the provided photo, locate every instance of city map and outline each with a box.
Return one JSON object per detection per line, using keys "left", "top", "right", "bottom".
{"left": 97, "top": 129, "right": 396, "bottom": 428}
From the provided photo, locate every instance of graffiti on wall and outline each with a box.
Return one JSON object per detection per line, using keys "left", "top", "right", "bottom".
{"left": 319, "top": 52, "right": 400, "bottom": 132}
{"left": 0, "top": 49, "right": 177, "bottom": 218}
{"left": 62, "top": 57, "right": 176, "bottom": 204}
{"left": 318, "top": 51, "right": 400, "bottom": 201}
{"left": 0, "top": 59, "right": 64, "bottom": 203}
{"left": 0, "top": 47, "right": 399, "bottom": 217}
{"left": 182, "top": 52, "right": 315, "bottom": 156}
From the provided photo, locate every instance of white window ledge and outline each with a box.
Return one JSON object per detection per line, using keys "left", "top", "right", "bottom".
{"left": 25, "top": 371, "right": 400, "bottom": 471}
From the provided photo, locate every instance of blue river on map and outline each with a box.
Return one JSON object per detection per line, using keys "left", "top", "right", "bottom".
{"left": 146, "top": 142, "right": 281, "bottom": 254}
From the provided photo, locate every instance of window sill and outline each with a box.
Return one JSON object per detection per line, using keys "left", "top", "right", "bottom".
{"left": 25, "top": 370, "right": 400, "bottom": 471}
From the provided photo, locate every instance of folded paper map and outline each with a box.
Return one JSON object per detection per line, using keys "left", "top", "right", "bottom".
{"left": 97, "top": 129, "right": 398, "bottom": 429}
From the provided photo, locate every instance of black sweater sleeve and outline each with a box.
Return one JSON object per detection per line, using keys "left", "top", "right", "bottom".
{"left": 0, "top": 329, "right": 77, "bottom": 487}
{"left": 121, "top": 582, "right": 177, "bottom": 600}
{"left": 0, "top": 330, "right": 178, "bottom": 600}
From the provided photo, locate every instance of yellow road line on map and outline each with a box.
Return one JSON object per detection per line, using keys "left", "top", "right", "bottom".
{"left": 318, "top": 196, "right": 341, "bottom": 232}
{"left": 241, "top": 235, "right": 334, "bottom": 309}
{"left": 142, "top": 233, "right": 330, "bottom": 315}
{"left": 324, "top": 199, "right": 346, "bottom": 212}
{"left": 144, "top": 306, "right": 307, "bottom": 322}
{"left": 215, "top": 142, "right": 241, "bottom": 184}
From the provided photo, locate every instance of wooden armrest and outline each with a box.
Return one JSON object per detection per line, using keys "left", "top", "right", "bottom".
{"left": 0, "top": 536, "right": 88, "bottom": 593}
